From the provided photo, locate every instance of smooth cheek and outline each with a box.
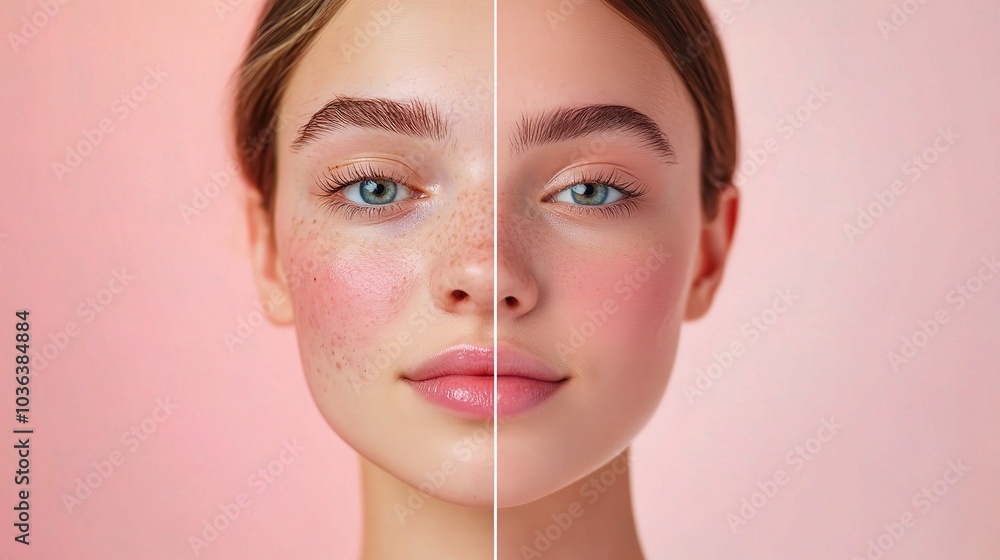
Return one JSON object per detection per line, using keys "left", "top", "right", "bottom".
{"left": 555, "top": 247, "right": 689, "bottom": 380}
{"left": 284, "top": 230, "right": 421, "bottom": 393}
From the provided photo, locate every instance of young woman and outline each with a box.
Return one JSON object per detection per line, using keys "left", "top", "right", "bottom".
{"left": 235, "top": 1, "right": 494, "bottom": 558}
{"left": 234, "top": 0, "right": 736, "bottom": 558}
{"left": 496, "top": 1, "right": 737, "bottom": 558}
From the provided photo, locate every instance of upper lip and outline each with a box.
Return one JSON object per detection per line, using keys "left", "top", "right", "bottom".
{"left": 403, "top": 344, "right": 492, "bottom": 381}
{"left": 403, "top": 344, "right": 567, "bottom": 382}
{"left": 497, "top": 345, "right": 566, "bottom": 382}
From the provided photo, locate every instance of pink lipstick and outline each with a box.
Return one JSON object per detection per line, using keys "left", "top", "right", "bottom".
{"left": 496, "top": 345, "right": 566, "bottom": 418}
{"left": 403, "top": 345, "right": 494, "bottom": 419}
{"left": 402, "top": 344, "right": 566, "bottom": 419}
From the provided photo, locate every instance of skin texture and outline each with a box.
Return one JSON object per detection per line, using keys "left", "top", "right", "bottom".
{"left": 497, "top": 0, "right": 737, "bottom": 558}
{"left": 248, "top": 0, "right": 736, "bottom": 558}
{"left": 247, "top": 1, "right": 494, "bottom": 559}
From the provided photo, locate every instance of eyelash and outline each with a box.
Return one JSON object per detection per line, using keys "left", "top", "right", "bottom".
{"left": 314, "top": 165, "right": 646, "bottom": 220}
{"left": 314, "top": 163, "right": 417, "bottom": 219}
{"left": 547, "top": 169, "right": 649, "bottom": 219}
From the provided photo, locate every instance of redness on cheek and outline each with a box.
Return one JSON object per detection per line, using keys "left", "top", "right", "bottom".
{"left": 285, "top": 237, "right": 421, "bottom": 382}
{"left": 564, "top": 246, "right": 687, "bottom": 343}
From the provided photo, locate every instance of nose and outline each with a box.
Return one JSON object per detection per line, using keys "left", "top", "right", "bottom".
{"left": 431, "top": 256, "right": 493, "bottom": 317}
{"left": 429, "top": 194, "right": 494, "bottom": 318}
{"left": 497, "top": 219, "right": 539, "bottom": 320}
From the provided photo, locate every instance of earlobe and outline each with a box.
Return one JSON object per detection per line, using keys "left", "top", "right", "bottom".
{"left": 246, "top": 187, "right": 295, "bottom": 325}
{"left": 685, "top": 184, "right": 739, "bottom": 321}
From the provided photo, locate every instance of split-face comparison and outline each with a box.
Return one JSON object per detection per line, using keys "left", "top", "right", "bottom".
{"left": 245, "top": 0, "right": 737, "bottom": 515}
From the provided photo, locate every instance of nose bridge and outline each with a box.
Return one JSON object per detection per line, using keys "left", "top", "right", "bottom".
{"left": 428, "top": 187, "right": 495, "bottom": 316}
{"left": 497, "top": 205, "right": 526, "bottom": 269}
{"left": 442, "top": 186, "right": 493, "bottom": 261}
{"left": 497, "top": 192, "right": 539, "bottom": 317}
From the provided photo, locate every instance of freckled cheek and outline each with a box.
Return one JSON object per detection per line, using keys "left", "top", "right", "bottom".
{"left": 284, "top": 239, "right": 421, "bottom": 380}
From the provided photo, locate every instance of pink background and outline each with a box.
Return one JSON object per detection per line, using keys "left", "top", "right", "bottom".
{"left": 2, "top": 0, "right": 998, "bottom": 558}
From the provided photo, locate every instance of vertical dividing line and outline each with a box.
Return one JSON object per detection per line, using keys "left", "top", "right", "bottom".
{"left": 492, "top": 0, "right": 499, "bottom": 557}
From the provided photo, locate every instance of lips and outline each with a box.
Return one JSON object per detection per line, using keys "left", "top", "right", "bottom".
{"left": 402, "top": 344, "right": 566, "bottom": 419}
{"left": 403, "top": 344, "right": 492, "bottom": 381}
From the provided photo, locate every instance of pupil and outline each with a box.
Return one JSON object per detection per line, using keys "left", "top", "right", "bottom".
{"left": 568, "top": 182, "right": 609, "bottom": 206}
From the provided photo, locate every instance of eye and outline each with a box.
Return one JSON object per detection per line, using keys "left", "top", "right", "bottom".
{"left": 315, "top": 163, "right": 425, "bottom": 220}
{"left": 343, "top": 178, "right": 413, "bottom": 206}
{"left": 542, "top": 169, "right": 648, "bottom": 220}
{"left": 551, "top": 182, "right": 628, "bottom": 206}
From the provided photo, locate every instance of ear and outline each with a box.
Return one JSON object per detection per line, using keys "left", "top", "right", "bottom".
{"left": 246, "top": 187, "right": 294, "bottom": 325}
{"left": 685, "top": 184, "right": 739, "bottom": 321}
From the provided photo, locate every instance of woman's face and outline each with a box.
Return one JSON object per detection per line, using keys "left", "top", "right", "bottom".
{"left": 262, "top": 0, "right": 494, "bottom": 507}
{"left": 497, "top": 0, "right": 729, "bottom": 506}
{"left": 252, "top": 0, "right": 734, "bottom": 510}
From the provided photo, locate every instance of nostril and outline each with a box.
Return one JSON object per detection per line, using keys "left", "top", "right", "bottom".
{"left": 451, "top": 289, "right": 470, "bottom": 303}
{"left": 504, "top": 295, "right": 519, "bottom": 309}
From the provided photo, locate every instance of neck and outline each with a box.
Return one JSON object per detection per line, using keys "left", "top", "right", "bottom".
{"left": 498, "top": 449, "right": 645, "bottom": 560}
{"left": 359, "top": 457, "right": 493, "bottom": 560}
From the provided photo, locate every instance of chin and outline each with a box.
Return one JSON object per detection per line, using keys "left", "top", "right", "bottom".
{"left": 424, "top": 465, "right": 495, "bottom": 509}
{"left": 387, "top": 449, "right": 496, "bottom": 510}
{"left": 496, "top": 433, "right": 595, "bottom": 508}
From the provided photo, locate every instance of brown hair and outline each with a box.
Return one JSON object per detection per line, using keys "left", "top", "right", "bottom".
{"left": 602, "top": 0, "right": 737, "bottom": 217}
{"left": 233, "top": 0, "right": 736, "bottom": 216}
{"left": 233, "top": 0, "right": 345, "bottom": 211}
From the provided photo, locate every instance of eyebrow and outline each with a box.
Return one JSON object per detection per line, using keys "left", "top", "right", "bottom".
{"left": 511, "top": 104, "right": 675, "bottom": 162}
{"left": 291, "top": 96, "right": 449, "bottom": 150}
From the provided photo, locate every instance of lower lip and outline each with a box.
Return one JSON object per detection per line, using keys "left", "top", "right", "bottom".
{"left": 404, "top": 376, "right": 564, "bottom": 419}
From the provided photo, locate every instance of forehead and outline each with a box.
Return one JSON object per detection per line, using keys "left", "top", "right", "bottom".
{"left": 498, "top": 0, "right": 696, "bottom": 135}
{"left": 279, "top": 0, "right": 493, "bottom": 139}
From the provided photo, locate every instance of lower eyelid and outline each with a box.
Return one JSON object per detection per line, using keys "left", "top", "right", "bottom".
{"left": 552, "top": 198, "right": 642, "bottom": 219}
{"left": 319, "top": 197, "right": 399, "bottom": 219}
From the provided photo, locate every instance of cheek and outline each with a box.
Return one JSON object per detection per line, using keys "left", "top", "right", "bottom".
{"left": 284, "top": 234, "right": 421, "bottom": 380}
{"left": 584, "top": 247, "right": 684, "bottom": 328}
{"left": 554, "top": 244, "right": 689, "bottom": 371}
